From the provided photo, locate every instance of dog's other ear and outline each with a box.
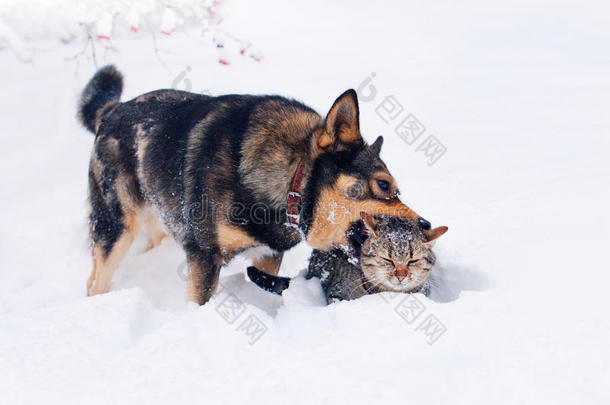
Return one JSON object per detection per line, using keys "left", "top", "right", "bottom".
{"left": 318, "top": 89, "right": 362, "bottom": 149}
{"left": 424, "top": 226, "right": 448, "bottom": 245}
{"left": 359, "top": 211, "right": 378, "bottom": 237}
{"left": 370, "top": 135, "right": 384, "bottom": 156}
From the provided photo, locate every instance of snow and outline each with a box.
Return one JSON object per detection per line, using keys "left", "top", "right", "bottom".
{"left": 1, "top": 0, "right": 609, "bottom": 403}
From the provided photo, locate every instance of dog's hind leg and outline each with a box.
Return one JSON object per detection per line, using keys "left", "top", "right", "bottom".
{"left": 86, "top": 155, "right": 142, "bottom": 296}
{"left": 87, "top": 211, "right": 140, "bottom": 296}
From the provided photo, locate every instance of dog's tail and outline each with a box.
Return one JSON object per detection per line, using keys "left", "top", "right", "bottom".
{"left": 78, "top": 65, "right": 123, "bottom": 134}
{"left": 247, "top": 266, "right": 291, "bottom": 295}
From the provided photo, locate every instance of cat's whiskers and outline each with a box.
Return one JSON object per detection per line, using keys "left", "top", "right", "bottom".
{"left": 344, "top": 278, "right": 369, "bottom": 296}
{"left": 426, "top": 277, "right": 441, "bottom": 290}
{"left": 345, "top": 276, "right": 383, "bottom": 296}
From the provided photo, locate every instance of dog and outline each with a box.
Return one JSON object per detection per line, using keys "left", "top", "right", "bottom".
{"left": 80, "top": 65, "right": 429, "bottom": 305}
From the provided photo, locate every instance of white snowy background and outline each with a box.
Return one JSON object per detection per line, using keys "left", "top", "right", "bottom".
{"left": 1, "top": 0, "right": 609, "bottom": 403}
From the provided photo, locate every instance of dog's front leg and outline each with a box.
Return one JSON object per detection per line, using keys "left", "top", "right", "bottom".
{"left": 252, "top": 252, "right": 284, "bottom": 276}
{"left": 186, "top": 247, "right": 222, "bottom": 305}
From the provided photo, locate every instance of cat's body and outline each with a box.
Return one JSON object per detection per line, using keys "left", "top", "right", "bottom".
{"left": 307, "top": 248, "right": 369, "bottom": 303}
{"left": 247, "top": 214, "right": 446, "bottom": 304}
{"left": 306, "top": 248, "right": 429, "bottom": 303}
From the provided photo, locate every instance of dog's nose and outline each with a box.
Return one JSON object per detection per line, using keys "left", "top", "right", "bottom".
{"left": 417, "top": 217, "right": 431, "bottom": 230}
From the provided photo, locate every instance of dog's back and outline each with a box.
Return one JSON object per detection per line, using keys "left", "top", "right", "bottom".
{"left": 81, "top": 66, "right": 323, "bottom": 301}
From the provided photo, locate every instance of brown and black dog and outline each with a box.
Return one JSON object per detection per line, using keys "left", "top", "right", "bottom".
{"left": 80, "top": 65, "right": 432, "bottom": 305}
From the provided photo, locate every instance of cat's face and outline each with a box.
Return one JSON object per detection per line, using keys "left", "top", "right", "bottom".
{"left": 358, "top": 215, "right": 446, "bottom": 293}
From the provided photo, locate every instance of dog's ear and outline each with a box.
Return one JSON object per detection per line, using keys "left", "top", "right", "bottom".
{"left": 424, "top": 226, "right": 448, "bottom": 245}
{"left": 370, "top": 135, "right": 384, "bottom": 156}
{"left": 359, "top": 211, "right": 378, "bottom": 237}
{"left": 318, "top": 89, "right": 363, "bottom": 149}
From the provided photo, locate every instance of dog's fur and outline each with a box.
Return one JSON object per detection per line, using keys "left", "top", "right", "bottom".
{"left": 80, "top": 65, "right": 422, "bottom": 304}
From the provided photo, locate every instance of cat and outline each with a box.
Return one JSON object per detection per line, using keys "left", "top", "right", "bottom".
{"left": 247, "top": 213, "right": 447, "bottom": 303}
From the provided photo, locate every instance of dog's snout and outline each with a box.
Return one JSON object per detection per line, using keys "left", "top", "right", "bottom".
{"left": 417, "top": 217, "right": 431, "bottom": 230}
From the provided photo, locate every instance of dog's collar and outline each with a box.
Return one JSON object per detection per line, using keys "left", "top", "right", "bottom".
{"left": 287, "top": 158, "right": 305, "bottom": 226}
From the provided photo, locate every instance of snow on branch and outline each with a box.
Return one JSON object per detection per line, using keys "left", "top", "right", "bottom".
{"left": 0, "top": 0, "right": 263, "bottom": 67}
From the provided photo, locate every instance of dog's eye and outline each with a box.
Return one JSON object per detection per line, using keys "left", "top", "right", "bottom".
{"left": 377, "top": 180, "right": 390, "bottom": 193}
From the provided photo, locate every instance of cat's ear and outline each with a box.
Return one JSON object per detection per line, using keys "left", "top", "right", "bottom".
{"left": 359, "top": 212, "right": 378, "bottom": 237}
{"left": 424, "top": 226, "right": 448, "bottom": 244}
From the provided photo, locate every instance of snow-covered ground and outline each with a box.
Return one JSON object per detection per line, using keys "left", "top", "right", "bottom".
{"left": 1, "top": 0, "right": 609, "bottom": 403}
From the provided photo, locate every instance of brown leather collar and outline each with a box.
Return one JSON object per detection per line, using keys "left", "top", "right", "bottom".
{"left": 287, "top": 158, "right": 305, "bottom": 226}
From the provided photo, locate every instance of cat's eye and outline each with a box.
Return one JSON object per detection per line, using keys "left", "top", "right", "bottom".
{"left": 381, "top": 257, "right": 395, "bottom": 267}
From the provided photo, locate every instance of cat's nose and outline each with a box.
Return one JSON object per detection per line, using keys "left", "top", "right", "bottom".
{"left": 417, "top": 217, "right": 431, "bottom": 230}
{"left": 394, "top": 269, "right": 408, "bottom": 282}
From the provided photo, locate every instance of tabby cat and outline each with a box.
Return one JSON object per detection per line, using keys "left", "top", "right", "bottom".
{"left": 247, "top": 213, "right": 447, "bottom": 303}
